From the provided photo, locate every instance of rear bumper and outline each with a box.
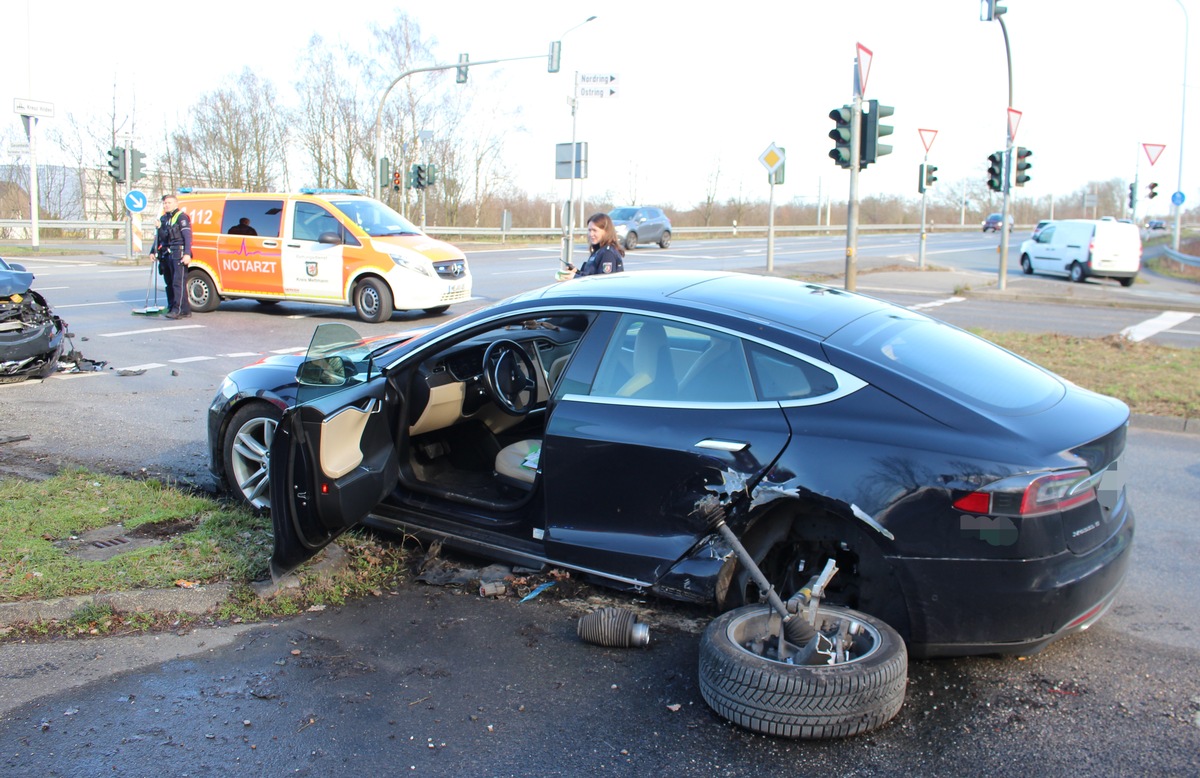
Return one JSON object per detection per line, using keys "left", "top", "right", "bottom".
{"left": 898, "top": 505, "right": 1135, "bottom": 658}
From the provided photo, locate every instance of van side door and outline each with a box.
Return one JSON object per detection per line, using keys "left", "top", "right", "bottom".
{"left": 281, "top": 200, "right": 350, "bottom": 301}
{"left": 216, "top": 199, "right": 284, "bottom": 295}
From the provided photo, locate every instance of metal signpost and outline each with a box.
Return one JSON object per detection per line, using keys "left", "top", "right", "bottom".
{"left": 759, "top": 143, "right": 785, "bottom": 272}
{"left": 917, "top": 129, "right": 938, "bottom": 269}
{"left": 14, "top": 98, "right": 54, "bottom": 251}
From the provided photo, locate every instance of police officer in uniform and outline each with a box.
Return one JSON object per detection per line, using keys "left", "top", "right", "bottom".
{"left": 149, "top": 198, "right": 176, "bottom": 312}
{"left": 157, "top": 194, "right": 193, "bottom": 319}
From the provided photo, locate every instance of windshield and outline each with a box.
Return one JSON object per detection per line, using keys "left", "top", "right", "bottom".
{"left": 328, "top": 198, "right": 423, "bottom": 237}
{"left": 609, "top": 208, "right": 637, "bottom": 220}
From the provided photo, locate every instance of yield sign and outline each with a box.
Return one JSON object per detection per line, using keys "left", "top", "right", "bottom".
{"left": 855, "top": 42, "right": 873, "bottom": 97}
{"left": 918, "top": 128, "right": 938, "bottom": 153}
{"left": 1007, "top": 108, "right": 1022, "bottom": 143}
{"left": 1143, "top": 143, "right": 1166, "bottom": 166}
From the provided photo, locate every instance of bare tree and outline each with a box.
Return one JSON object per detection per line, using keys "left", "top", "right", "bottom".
{"left": 697, "top": 157, "right": 722, "bottom": 227}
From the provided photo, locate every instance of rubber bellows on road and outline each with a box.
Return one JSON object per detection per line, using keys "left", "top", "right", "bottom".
{"left": 577, "top": 607, "right": 650, "bottom": 648}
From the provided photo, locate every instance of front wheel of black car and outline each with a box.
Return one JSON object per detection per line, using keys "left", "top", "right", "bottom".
{"left": 222, "top": 402, "right": 281, "bottom": 512}
{"left": 699, "top": 605, "right": 907, "bottom": 739}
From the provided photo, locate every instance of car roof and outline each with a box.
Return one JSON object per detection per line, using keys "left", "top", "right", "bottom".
{"left": 512, "top": 270, "right": 891, "bottom": 339}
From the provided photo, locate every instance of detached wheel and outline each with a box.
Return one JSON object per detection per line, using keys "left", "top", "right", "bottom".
{"left": 186, "top": 269, "right": 221, "bottom": 312}
{"left": 1020, "top": 255, "right": 1033, "bottom": 275}
{"left": 659, "top": 230, "right": 672, "bottom": 249}
{"left": 222, "top": 402, "right": 282, "bottom": 512}
{"left": 699, "top": 605, "right": 907, "bottom": 739}
{"left": 624, "top": 232, "right": 638, "bottom": 251}
{"left": 354, "top": 277, "right": 394, "bottom": 323}
{"left": 1069, "top": 262, "right": 1086, "bottom": 283}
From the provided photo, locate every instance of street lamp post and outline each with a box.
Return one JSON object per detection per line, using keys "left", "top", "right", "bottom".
{"left": 557, "top": 16, "right": 597, "bottom": 269}
{"left": 1173, "top": 0, "right": 1189, "bottom": 252}
{"left": 981, "top": 1, "right": 1015, "bottom": 290}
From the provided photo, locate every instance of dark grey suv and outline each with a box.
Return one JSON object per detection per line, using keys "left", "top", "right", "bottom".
{"left": 609, "top": 206, "right": 672, "bottom": 250}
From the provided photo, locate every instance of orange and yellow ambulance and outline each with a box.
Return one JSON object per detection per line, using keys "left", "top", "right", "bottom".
{"left": 176, "top": 189, "right": 471, "bottom": 322}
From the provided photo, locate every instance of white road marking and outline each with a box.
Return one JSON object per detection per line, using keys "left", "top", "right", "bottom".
{"left": 908, "top": 296, "right": 967, "bottom": 311}
{"left": 52, "top": 300, "right": 131, "bottom": 309}
{"left": 169, "top": 356, "right": 216, "bottom": 364}
{"left": 221, "top": 352, "right": 261, "bottom": 358}
{"left": 270, "top": 347, "right": 307, "bottom": 354}
{"left": 119, "top": 363, "right": 166, "bottom": 371}
{"left": 98, "top": 324, "right": 206, "bottom": 337}
{"left": 1120, "top": 311, "right": 1195, "bottom": 342}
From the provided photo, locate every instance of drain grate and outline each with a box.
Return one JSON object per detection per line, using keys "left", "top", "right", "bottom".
{"left": 92, "top": 537, "right": 131, "bottom": 549}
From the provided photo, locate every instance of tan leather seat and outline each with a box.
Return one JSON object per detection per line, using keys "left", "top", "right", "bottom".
{"left": 616, "top": 321, "right": 674, "bottom": 399}
{"left": 495, "top": 439, "right": 540, "bottom": 488}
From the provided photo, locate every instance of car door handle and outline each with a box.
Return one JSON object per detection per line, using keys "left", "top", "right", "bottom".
{"left": 286, "top": 243, "right": 302, "bottom": 248}
{"left": 695, "top": 438, "right": 748, "bottom": 452}
{"left": 262, "top": 240, "right": 278, "bottom": 248}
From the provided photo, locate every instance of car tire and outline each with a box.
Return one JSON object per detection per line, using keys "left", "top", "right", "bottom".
{"left": 1020, "top": 255, "right": 1033, "bottom": 275}
{"left": 659, "top": 231, "right": 672, "bottom": 249}
{"left": 698, "top": 604, "right": 907, "bottom": 739}
{"left": 624, "top": 232, "right": 638, "bottom": 251}
{"left": 354, "top": 277, "right": 394, "bottom": 323}
{"left": 222, "top": 402, "right": 282, "bottom": 512}
{"left": 1119, "top": 275, "right": 1136, "bottom": 287}
{"left": 186, "top": 269, "right": 221, "bottom": 312}
{"left": 1069, "top": 262, "right": 1086, "bottom": 283}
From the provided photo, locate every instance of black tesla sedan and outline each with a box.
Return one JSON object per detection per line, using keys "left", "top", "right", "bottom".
{"left": 208, "top": 270, "right": 1133, "bottom": 658}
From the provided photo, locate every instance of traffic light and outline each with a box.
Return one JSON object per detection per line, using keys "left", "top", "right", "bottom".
{"left": 1014, "top": 147, "right": 1032, "bottom": 187}
{"left": 1128, "top": 183, "right": 1136, "bottom": 209}
{"left": 456, "top": 53, "right": 469, "bottom": 84}
{"left": 379, "top": 156, "right": 390, "bottom": 188}
{"left": 918, "top": 164, "right": 926, "bottom": 194}
{"left": 548, "top": 41, "right": 562, "bottom": 73}
{"left": 925, "top": 163, "right": 938, "bottom": 189}
{"left": 412, "top": 164, "right": 427, "bottom": 189}
{"left": 128, "top": 149, "right": 145, "bottom": 182}
{"left": 1148, "top": 182, "right": 1159, "bottom": 199}
{"left": 987, "top": 151, "right": 1004, "bottom": 192}
{"left": 426, "top": 164, "right": 438, "bottom": 186}
{"left": 828, "top": 105, "right": 853, "bottom": 169}
{"left": 106, "top": 147, "right": 126, "bottom": 183}
{"left": 861, "top": 100, "right": 894, "bottom": 167}
{"left": 392, "top": 170, "right": 402, "bottom": 191}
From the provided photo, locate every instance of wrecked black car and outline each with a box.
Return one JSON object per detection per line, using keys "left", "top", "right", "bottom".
{"left": 210, "top": 270, "right": 1134, "bottom": 659}
{"left": 0, "top": 257, "right": 66, "bottom": 383}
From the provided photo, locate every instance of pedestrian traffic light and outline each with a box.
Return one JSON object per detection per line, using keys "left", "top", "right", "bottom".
{"left": 861, "top": 100, "right": 894, "bottom": 167}
{"left": 1128, "top": 183, "right": 1136, "bottom": 209}
{"left": 828, "top": 105, "right": 853, "bottom": 169}
{"left": 987, "top": 151, "right": 1004, "bottom": 192}
{"left": 548, "top": 41, "right": 562, "bottom": 73}
{"left": 106, "top": 147, "right": 126, "bottom": 183}
{"left": 1148, "top": 182, "right": 1159, "bottom": 199}
{"left": 456, "top": 53, "right": 469, "bottom": 84}
{"left": 128, "top": 149, "right": 145, "bottom": 182}
{"left": 1014, "top": 147, "right": 1032, "bottom": 187}
{"left": 392, "top": 170, "right": 402, "bottom": 191}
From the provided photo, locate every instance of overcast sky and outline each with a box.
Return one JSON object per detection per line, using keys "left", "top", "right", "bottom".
{"left": 4, "top": 0, "right": 1195, "bottom": 217}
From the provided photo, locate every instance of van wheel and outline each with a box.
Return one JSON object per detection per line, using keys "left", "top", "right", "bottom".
{"left": 624, "top": 232, "right": 638, "bottom": 251}
{"left": 1069, "top": 262, "right": 1086, "bottom": 283}
{"left": 1020, "top": 255, "right": 1033, "bottom": 275}
{"left": 1119, "top": 275, "right": 1136, "bottom": 287}
{"left": 186, "top": 269, "right": 221, "bottom": 312}
{"left": 354, "top": 277, "right": 393, "bottom": 323}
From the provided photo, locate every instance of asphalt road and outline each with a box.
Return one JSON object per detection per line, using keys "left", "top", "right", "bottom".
{"left": 1, "top": 236, "right": 1198, "bottom": 774}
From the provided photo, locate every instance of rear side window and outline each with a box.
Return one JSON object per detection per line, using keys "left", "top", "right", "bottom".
{"left": 747, "top": 343, "right": 838, "bottom": 401}
{"left": 221, "top": 200, "right": 283, "bottom": 238}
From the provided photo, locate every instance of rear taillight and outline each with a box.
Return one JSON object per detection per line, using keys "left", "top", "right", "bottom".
{"left": 953, "top": 469, "right": 1099, "bottom": 517}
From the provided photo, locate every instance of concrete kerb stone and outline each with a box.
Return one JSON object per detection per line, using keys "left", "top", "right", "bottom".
{"left": 0, "top": 544, "right": 352, "bottom": 631}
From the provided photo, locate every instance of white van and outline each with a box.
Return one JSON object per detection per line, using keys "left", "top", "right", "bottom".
{"left": 1018, "top": 219, "right": 1141, "bottom": 286}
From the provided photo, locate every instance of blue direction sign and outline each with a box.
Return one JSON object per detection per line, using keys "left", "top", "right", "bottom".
{"left": 125, "top": 190, "right": 147, "bottom": 213}
{"left": 1171, "top": 191, "right": 1186, "bottom": 207}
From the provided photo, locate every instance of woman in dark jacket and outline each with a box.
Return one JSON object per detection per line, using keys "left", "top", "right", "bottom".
{"left": 566, "top": 213, "right": 625, "bottom": 278}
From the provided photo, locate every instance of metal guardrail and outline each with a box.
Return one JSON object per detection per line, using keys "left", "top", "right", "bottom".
{"left": 1164, "top": 248, "right": 1200, "bottom": 268}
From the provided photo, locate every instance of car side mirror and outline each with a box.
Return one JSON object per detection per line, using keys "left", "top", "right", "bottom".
{"left": 6, "top": 262, "right": 26, "bottom": 272}
{"left": 298, "top": 355, "right": 351, "bottom": 386}
{"left": 318, "top": 231, "right": 343, "bottom": 245}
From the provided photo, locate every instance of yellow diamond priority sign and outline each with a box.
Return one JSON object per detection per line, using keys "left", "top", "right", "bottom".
{"left": 759, "top": 143, "right": 785, "bottom": 173}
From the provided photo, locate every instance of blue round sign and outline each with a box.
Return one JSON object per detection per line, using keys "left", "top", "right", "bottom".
{"left": 1171, "top": 190, "right": 1185, "bottom": 207}
{"left": 125, "top": 190, "right": 147, "bottom": 213}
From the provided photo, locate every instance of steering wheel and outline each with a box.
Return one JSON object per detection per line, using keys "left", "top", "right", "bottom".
{"left": 482, "top": 340, "right": 538, "bottom": 416}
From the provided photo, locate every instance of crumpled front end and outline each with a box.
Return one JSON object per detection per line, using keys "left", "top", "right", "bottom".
{"left": 0, "top": 288, "right": 66, "bottom": 382}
